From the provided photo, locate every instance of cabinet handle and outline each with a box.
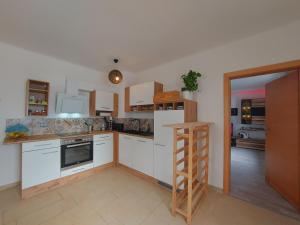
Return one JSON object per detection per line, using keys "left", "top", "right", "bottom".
{"left": 35, "top": 143, "right": 52, "bottom": 147}
{"left": 96, "top": 143, "right": 106, "bottom": 146}
{"left": 97, "top": 135, "right": 110, "bottom": 138}
{"left": 138, "top": 140, "right": 146, "bottom": 143}
{"left": 136, "top": 100, "right": 144, "bottom": 103}
{"left": 155, "top": 143, "right": 166, "bottom": 147}
{"left": 42, "top": 150, "right": 59, "bottom": 155}
{"left": 100, "top": 107, "right": 110, "bottom": 109}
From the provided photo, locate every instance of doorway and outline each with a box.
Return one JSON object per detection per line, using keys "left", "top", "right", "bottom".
{"left": 223, "top": 60, "right": 300, "bottom": 217}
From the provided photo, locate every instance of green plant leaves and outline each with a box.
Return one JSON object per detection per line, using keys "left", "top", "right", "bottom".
{"left": 181, "top": 70, "right": 202, "bottom": 92}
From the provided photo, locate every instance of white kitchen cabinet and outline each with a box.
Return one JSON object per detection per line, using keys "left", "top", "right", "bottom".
{"left": 119, "top": 134, "right": 134, "bottom": 167}
{"left": 119, "top": 134, "right": 154, "bottom": 177}
{"left": 154, "top": 110, "right": 185, "bottom": 185}
{"left": 22, "top": 140, "right": 61, "bottom": 189}
{"left": 132, "top": 137, "right": 154, "bottom": 177}
{"left": 96, "top": 91, "right": 114, "bottom": 111}
{"left": 93, "top": 133, "right": 113, "bottom": 167}
{"left": 130, "top": 81, "right": 155, "bottom": 106}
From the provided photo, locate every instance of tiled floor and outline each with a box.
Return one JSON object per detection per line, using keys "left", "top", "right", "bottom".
{"left": 0, "top": 167, "right": 300, "bottom": 225}
{"left": 231, "top": 147, "right": 300, "bottom": 220}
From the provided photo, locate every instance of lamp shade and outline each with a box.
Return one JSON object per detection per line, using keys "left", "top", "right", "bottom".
{"left": 108, "top": 69, "right": 123, "bottom": 84}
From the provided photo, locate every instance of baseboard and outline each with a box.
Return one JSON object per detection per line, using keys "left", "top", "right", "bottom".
{"left": 0, "top": 181, "right": 20, "bottom": 192}
{"left": 117, "top": 163, "right": 159, "bottom": 186}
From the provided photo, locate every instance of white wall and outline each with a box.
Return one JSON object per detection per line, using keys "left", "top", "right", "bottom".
{"left": 137, "top": 20, "right": 300, "bottom": 188}
{"left": 0, "top": 42, "right": 136, "bottom": 187}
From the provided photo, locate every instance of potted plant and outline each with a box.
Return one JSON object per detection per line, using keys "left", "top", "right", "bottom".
{"left": 181, "top": 70, "right": 202, "bottom": 100}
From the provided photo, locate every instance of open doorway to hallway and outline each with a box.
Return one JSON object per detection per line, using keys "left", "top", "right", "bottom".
{"left": 229, "top": 71, "right": 300, "bottom": 220}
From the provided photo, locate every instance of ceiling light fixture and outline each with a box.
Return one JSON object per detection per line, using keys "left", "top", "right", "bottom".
{"left": 108, "top": 58, "right": 123, "bottom": 84}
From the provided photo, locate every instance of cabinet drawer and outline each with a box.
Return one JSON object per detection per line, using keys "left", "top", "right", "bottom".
{"left": 22, "top": 139, "right": 60, "bottom": 152}
{"left": 94, "top": 133, "right": 113, "bottom": 142}
{"left": 22, "top": 147, "right": 60, "bottom": 189}
{"left": 61, "top": 163, "right": 94, "bottom": 177}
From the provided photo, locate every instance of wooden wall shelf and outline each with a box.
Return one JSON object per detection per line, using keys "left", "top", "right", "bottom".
{"left": 26, "top": 79, "right": 49, "bottom": 116}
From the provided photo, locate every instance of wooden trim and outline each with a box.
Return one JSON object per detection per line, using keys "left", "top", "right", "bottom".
{"left": 0, "top": 181, "right": 20, "bottom": 192}
{"left": 224, "top": 60, "right": 300, "bottom": 79}
{"left": 112, "top": 93, "right": 119, "bottom": 118}
{"left": 154, "top": 81, "right": 164, "bottom": 94}
{"left": 113, "top": 132, "right": 119, "bottom": 166}
{"left": 184, "top": 100, "right": 198, "bottom": 122}
{"left": 89, "top": 90, "right": 96, "bottom": 117}
{"left": 223, "top": 59, "right": 300, "bottom": 195}
{"left": 21, "top": 163, "right": 114, "bottom": 199}
{"left": 117, "top": 163, "right": 158, "bottom": 185}
{"left": 124, "top": 87, "right": 130, "bottom": 112}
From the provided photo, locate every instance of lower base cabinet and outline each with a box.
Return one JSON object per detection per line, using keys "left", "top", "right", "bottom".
{"left": 119, "top": 134, "right": 154, "bottom": 177}
{"left": 22, "top": 140, "right": 61, "bottom": 189}
{"left": 93, "top": 134, "right": 113, "bottom": 167}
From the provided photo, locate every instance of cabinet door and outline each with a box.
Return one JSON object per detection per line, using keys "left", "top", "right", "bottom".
{"left": 154, "top": 143, "right": 172, "bottom": 185}
{"left": 139, "top": 82, "right": 154, "bottom": 105}
{"left": 22, "top": 147, "right": 60, "bottom": 189}
{"left": 129, "top": 85, "right": 140, "bottom": 106}
{"left": 119, "top": 134, "right": 133, "bottom": 167}
{"left": 93, "top": 134, "right": 113, "bottom": 167}
{"left": 96, "top": 91, "right": 114, "bottom": 111}
{"left": 154, "top": 110, "right": 184, "bottom": 146}
{"left": 132, "top": 137, "right": 154, "bottom": 177}
{"left": 129, "top": 82, "right": 154, "bottom": 106}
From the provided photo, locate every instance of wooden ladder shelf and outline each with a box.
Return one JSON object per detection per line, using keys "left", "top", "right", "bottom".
{"left": 166, "top": 122, "right": 211, "bottom": 225}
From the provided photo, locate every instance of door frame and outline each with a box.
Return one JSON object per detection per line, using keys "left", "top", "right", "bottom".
{"left": 223, "top": 59, "right": 300, "bottom": 194}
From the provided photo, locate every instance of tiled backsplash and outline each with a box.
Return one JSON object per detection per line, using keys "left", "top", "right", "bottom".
{"left": 114, "top": 118, "right": 154, "bottom": 133}
{"left": 6, "top": 118, "right": 106, "bottom": 135}
{"left": 6, "top": 117, "right": 154, "bottom": 135}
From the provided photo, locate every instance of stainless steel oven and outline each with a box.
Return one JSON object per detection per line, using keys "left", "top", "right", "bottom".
{"left": 61, "top": 136, "right": 93, "bottom": 168}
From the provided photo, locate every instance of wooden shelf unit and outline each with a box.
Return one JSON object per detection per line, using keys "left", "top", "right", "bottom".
{"left": 26, "top": 79, "right": 50, "bottom": 116}
{"left": 236, "top": 138, "right": 265, "bottom": 151}
{"left": 166, "top": 122, "right": 211, "bottom": 225}
{"left": 241, "top": 98, "right": 265, "bottom": 125}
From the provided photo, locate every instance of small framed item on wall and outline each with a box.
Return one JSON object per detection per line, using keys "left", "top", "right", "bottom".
{"left": 26, "top": 79, "right": 49, "bottom": 116}
{"left": 231, "top": 108, "right": 238, "bottom": 116}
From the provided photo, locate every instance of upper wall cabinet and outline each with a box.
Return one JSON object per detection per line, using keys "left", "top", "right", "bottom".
{"left": 96, "top": 91, "right": 114, "bottom": 111}
{"left": 90, "top": 90, "right": 118, "bottom": 117}
{"left": 125, "top": 81, "right": 163, "bottom": 112}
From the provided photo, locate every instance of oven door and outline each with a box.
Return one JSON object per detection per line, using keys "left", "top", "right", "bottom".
{"left": 61, "top": 141, "right": 93, "bottom": 168}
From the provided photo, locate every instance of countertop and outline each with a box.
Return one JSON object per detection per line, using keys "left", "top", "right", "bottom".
{"left": 3, "top": 130, "right": 154, "bottom": 145}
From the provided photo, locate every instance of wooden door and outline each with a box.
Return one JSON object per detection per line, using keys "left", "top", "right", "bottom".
{"left": 265, "top": 70, "right": 300, "bottom": 210}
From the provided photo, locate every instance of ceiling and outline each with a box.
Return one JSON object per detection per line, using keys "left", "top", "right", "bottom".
{"left": 0, "top": 0, "right": 299, "bottom": 72}
{"left": 231, "top": 72, "right": 286, "bottom": 90}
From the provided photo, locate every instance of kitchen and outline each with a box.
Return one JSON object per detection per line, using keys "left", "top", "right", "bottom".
{"left": 2, "top": 72, "right": 210, "bottom": 223}
{"left": 0, "top": 1, "right": 300, "bottom": 225}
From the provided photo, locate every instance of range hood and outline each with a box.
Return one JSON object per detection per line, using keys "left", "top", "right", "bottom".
{"left": 55, "top": 93, "right": 88, "bottom": 114}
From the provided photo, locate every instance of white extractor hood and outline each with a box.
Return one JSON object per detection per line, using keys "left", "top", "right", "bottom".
{"left": 55, "top": 78, "right": 89, "bottom": 114}
{"left": 55, "top": 93, "right": 88, "bottom": 114}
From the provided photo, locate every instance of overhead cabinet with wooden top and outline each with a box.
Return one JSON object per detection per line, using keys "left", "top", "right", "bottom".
{"left": 125, "top": 81, "right": 163, "bottom": 112}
